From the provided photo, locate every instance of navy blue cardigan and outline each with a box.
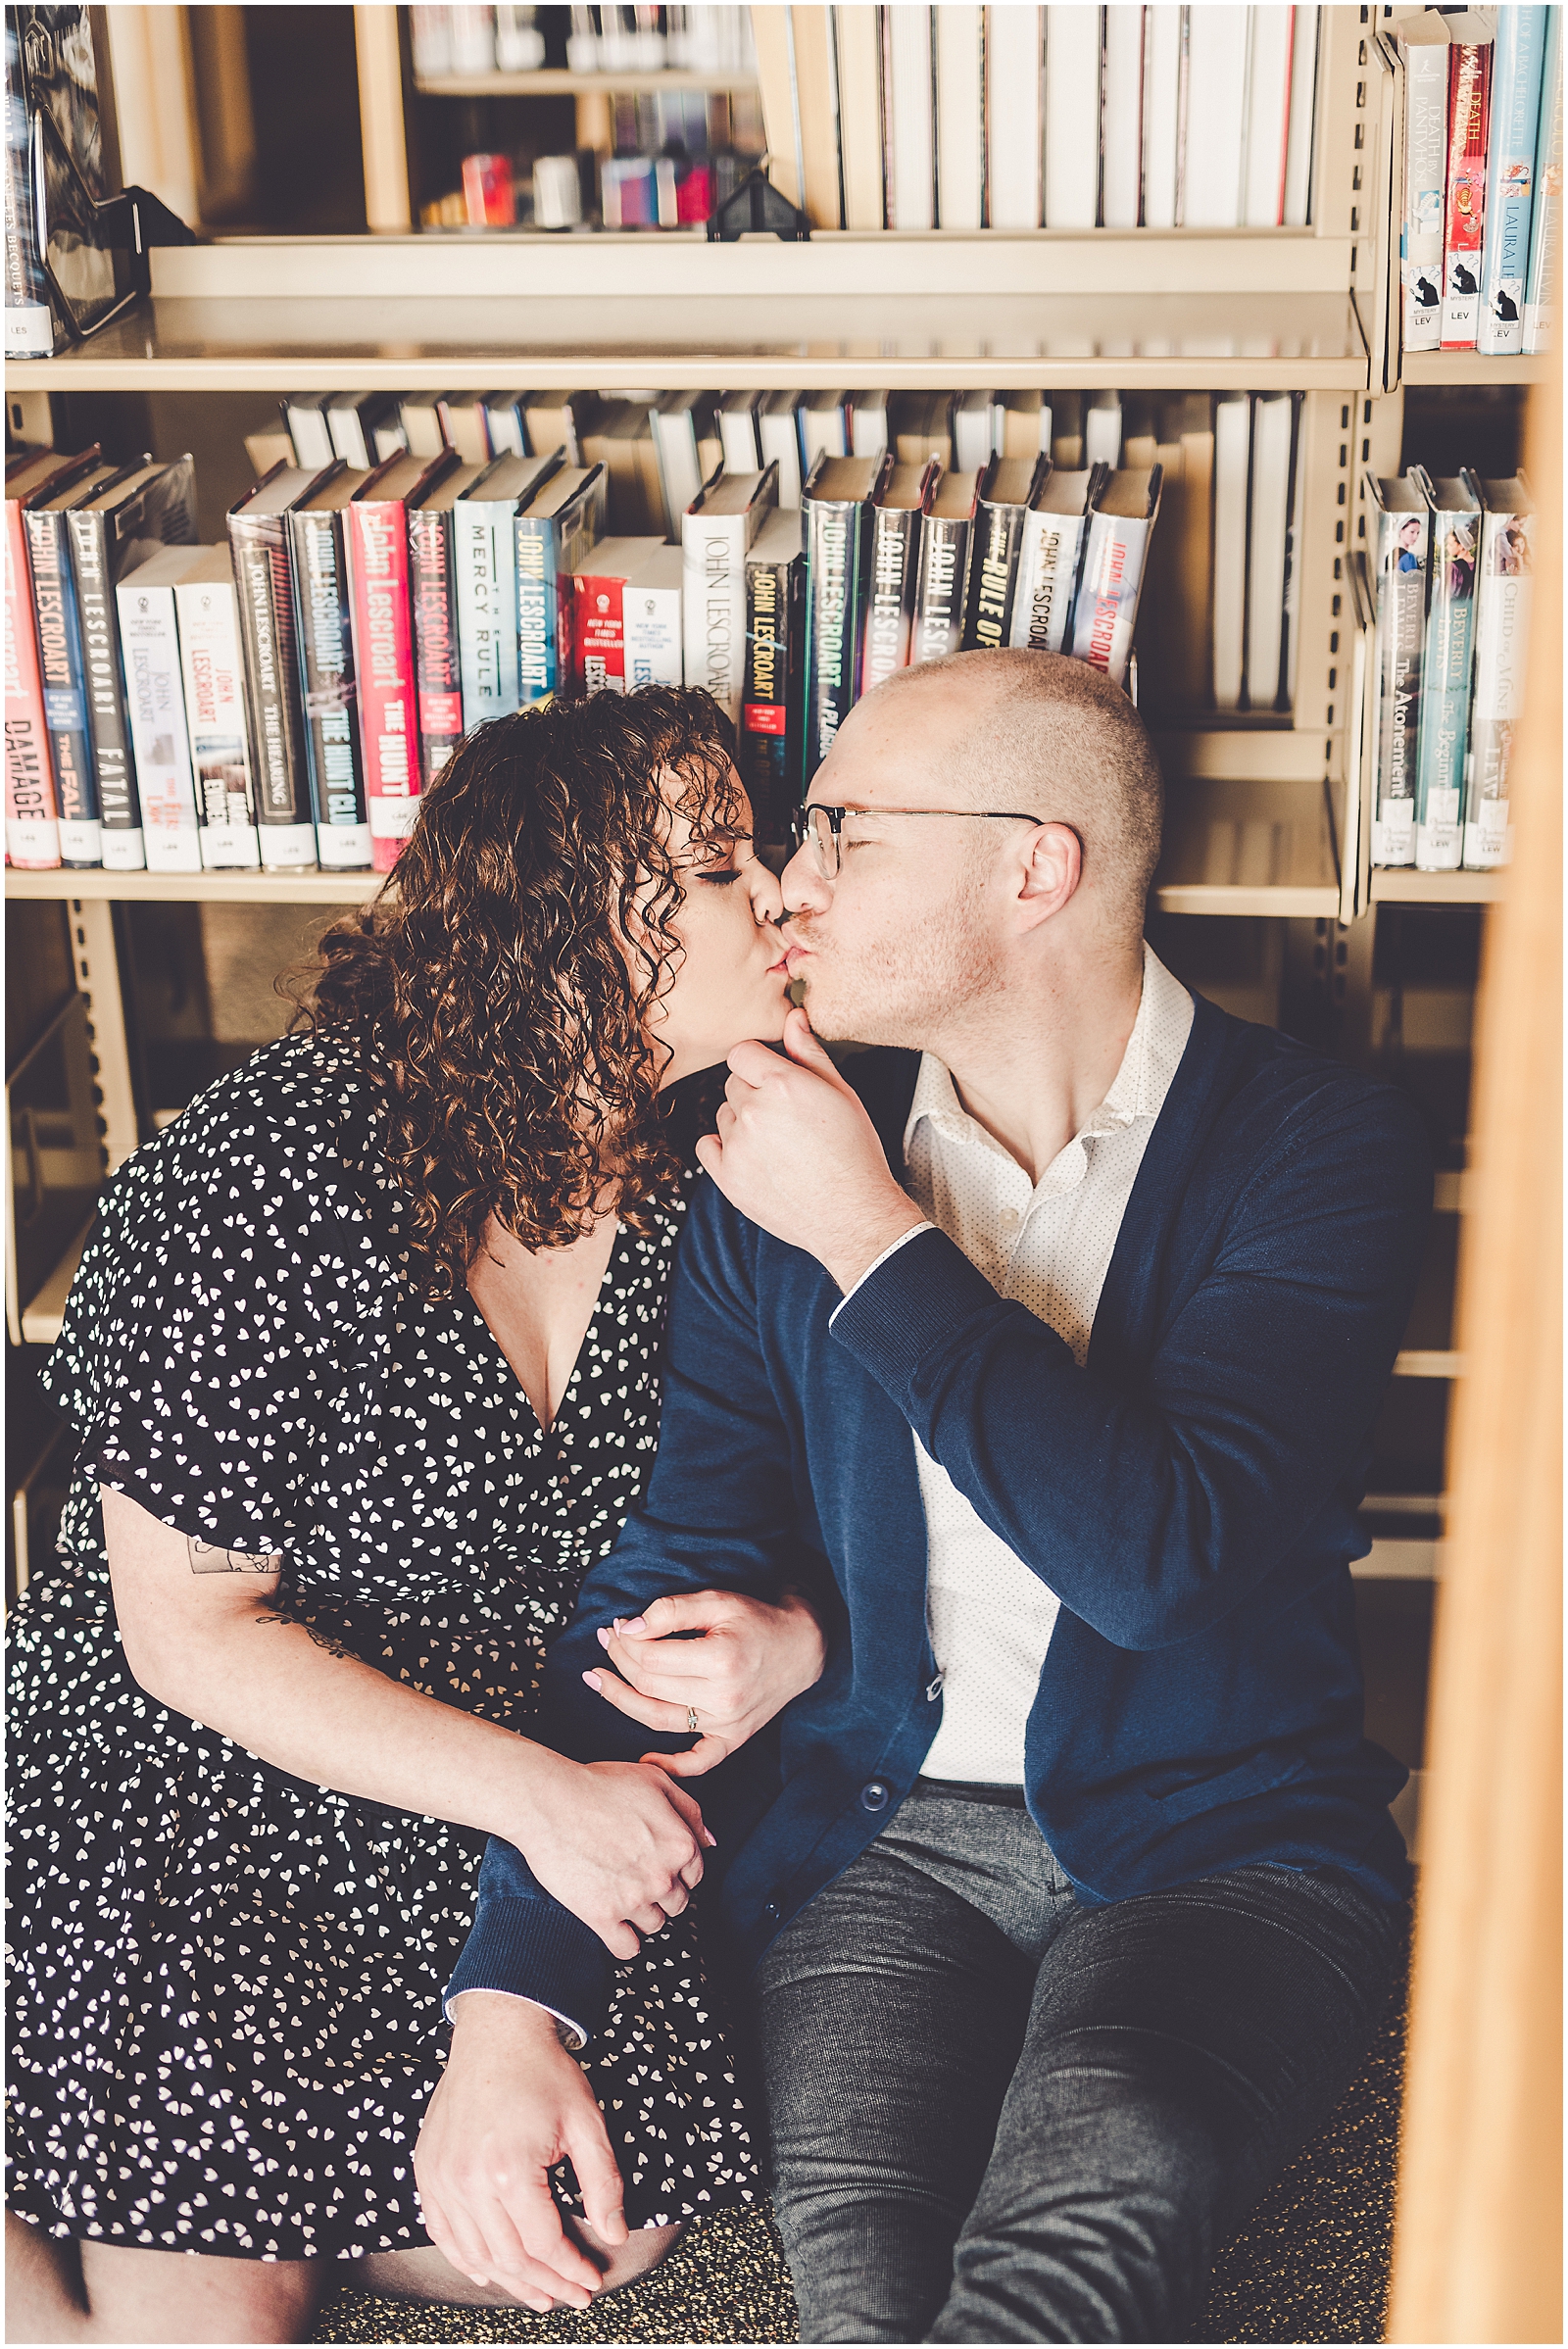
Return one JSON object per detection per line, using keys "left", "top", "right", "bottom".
{"left": 450, "top": 995, "right": 1432, "bottom": 2035}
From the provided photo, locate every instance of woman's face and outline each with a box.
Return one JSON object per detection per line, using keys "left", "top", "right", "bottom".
{"left": 643, "top": 767, "right": 792, "bottom": 1086}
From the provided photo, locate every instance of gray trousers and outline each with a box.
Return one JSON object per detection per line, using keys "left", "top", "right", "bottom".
{"left": 754, "top": 1783, "right": 1402, "bottom": 2343}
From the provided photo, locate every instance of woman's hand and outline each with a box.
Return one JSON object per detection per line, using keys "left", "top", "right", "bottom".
{"left": 416, "top": 1991, "right": 623, "bottom": 2311}
{"left": 583, "top": 1589, "right": 827, "bottom": 1778}
{"left": 521, "top": 1755, "right": 716, "bottom": 1959}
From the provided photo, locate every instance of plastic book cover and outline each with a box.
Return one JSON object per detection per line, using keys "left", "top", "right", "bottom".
{"left": 288, "top": 481, "right": 373, "bottom": 870}
{"left": 1477, "top": 5, "right": 1548, "bottom": 355}
{"left": 962, "top": 457, "right": 1047, "bottom": 653}
{"left": 1524, "top": 6, "right": 1563, "bottom": 351}
{"left": 6, "top": 7, "right": 121, "bottom": 355}
{"left": 116, "top": 545, "right": 205, "bottom": 874}
{"left": 1442, "top": 39, "right": 1493, "bottom": 349}
{"left": 1399, "top": 21, "right": 1451, "bottom": 352}
{"left": 1069, "top": 468, "right": 1164, "bottom": 689}
{"left": 1368, "top": 476, "right": 1431, "bottom": 868}
{"left": 1413, "top": 471, "right": 1480, "bottom": 871}
{"left": 741, "top": 507, "right": 805, "bottom": 849}
{"left": 1465, "top": 478, "right": 1535, "bottom": 869}
{"left": 173, "top": 549, "right": 261, "bottom": 869}
{"left": 803, "top": 453, "right": 888, "bottom": 778}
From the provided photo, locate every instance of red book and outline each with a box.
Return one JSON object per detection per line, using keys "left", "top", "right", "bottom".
{"left": 345, "top": 451, "right": 455, "bottom": 869}
{"left": 571, "top": 535, "right": 664, "bottom": 695}
{"left": 3, "top": 449, "right": 95, "bottom": 867}
{"left": 1441, "top": 40, "right": 1493, "bottom": 350}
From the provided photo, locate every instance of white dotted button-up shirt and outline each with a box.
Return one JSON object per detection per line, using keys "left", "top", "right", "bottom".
{"left": 854, "top": 944, "right": 1196, "bottom": 1786}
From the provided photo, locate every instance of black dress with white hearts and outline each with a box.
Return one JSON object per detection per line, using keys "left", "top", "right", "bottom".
{"left": 6, "top": 1032, "right": 759, "bottom": 2262}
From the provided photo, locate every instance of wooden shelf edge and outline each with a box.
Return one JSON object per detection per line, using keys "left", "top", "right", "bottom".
{"left": 5, "top": 866, "right": 381, "bottom": 905}
{"left": 18, "top": 1213, "right": 96, "bottom": 1347}
{"left": 1399, "top": 351, "right": 1550, "bottom": 384}
{"left": 415, "top": 70, "right": 760, "bottom": 94}
{"left": 1371, "top": 868, "right": 1506, "bottom": 904}
{"left": 1395, "top": 1350, "right": 1466, "bottom": 1380}
{"left": 1152, "top": 882, "right": 1342, "bottom": 917}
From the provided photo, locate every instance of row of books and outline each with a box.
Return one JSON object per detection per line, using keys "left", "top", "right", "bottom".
{"left": 756, "top": 4, "right": 1319, "bottom": 234}
{"left": 1368, "top": 468, "right": 1534, "bottom": 873}
{"left": 1396, "top": 6, "right": 1562, "bottom": 359}
{"left": 409, "top": 4, "right": 758, "bottom": 81}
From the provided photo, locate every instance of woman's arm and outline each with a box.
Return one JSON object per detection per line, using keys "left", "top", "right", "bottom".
{"left": 102, "top": 1486, "right": 712, "bottom": 1961}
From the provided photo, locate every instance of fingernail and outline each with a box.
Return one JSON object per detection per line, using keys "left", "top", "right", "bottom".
{"left": 582, "top": 1671, "right": 602, "bottom": 1691}
{"left": 596, "top": 1626, "right": 611, "bottom": 1649}
{"left": 621, "top": 1617, "right": 648, "bottom": 1638}
{"left": 703, "top": 1829, "right": 718, "bottom": 1846}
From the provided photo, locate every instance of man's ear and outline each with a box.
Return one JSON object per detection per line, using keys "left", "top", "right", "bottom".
{"left": 1015, "top": 821, "right": 1082, "bottom": 926}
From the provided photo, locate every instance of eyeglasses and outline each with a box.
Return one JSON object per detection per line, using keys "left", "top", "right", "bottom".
{"left": 790, "top": 802, "right": 1048, "bottom": 880}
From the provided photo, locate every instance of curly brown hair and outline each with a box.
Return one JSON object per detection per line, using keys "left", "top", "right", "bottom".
{"left": 289, "top": 687, "right": 744, "bottom": 1295}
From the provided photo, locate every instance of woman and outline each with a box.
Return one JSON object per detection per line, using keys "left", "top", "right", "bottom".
{"left": 7, "top": 689, "right": 825, "bottom": 2344}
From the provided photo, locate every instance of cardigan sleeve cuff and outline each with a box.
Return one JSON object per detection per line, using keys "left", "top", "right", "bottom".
{"left": 828, "top": 1222, "right": 1009, "bottom": 1408}
{"left": 443, "top": 1893, "right": 612, "bottom": 2048}
{"left": 827, "top": 1222, "right": 936, "bottom": 1326}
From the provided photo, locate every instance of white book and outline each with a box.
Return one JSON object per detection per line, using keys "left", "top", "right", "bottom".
{"left": 173, "top": 551, "right": 262, "bottom": 870}
{"left": 1142, "top": 5, "right": 1183, "bottom": 228}
{"left": 116, "top": 548, "right": 205, "bottom": 875}
{"left": 802, "top": 391, "right": 851, "bottom": 471}
{"left": 1044, "top": 4, "right": 1101, "bottom": 226}
{"left": 1523, "top": 6, "right": 1562, "bottom": 352}
{"left": 1246, "top": 391, "right": 1296, "bottom": 710}
{"left": 284, "top": 394, "right": 335, "bottom": 470}
{"left": 1464, "top": 481, "right": 1535, "bottom": 869}
{"left": 835, "top": 1, "right": 886, "bottom": 229}
{"left": 1399, "top": 21, "right": 1450, "bottom": 351}
{"left": 1085, "top": 390, "right": 1123, "bottom": 469}
{"left": 936, "top": 3, "right": 984, "bottom": 231}
{"left": 719, "top": 390, "right": 762, "bottom": 473}
{"left": 1243, "top": 2, "right": 1294, "bottom": 226}
{"left": 1211, "top": 391, "right": 1250, "bottom": 711}
{"left": 622, "top": 544, "right": 685, "bottom": 688}
{"left": 760, "top": 393, "right": 805, "bottom": 510}
{"left": 681, "top": 471, "right": 777, "bottom": 724}
{"left": 988, "top": 4, "right": 1044, "bottom": 228}
{"left": 1102, "top": 4, "right": 1146, "bottom": 229}
{"left": 652, "top": 393, "right": 716, "bottom": 535}
{"left": 1183, "top": 5, "right": 1249, "bottom": 227}
{"left": 887, "top": 4, "right": 936, "bottom": 229}
{"left": 954, "top": 390, "right": 1003, "bottom": 472}
{"left": 1284, "top": 4, "right": 1319, "bottom": 225}
{"left": 852, "top": 390, "right": 890, "bottom": 458}
{"left": 1009, "top": 469, "right": 1097, "bottom": 652}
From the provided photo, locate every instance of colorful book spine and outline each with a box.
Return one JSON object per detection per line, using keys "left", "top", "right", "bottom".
{"left": 517, "top": 471, "right": 607, "bottom": 708}
{"left": 1369, "top": 482, "right": 1431, "bottom": 868}
{"left": 741, "top": 514, "right": 805, "bottom": 846}
{"left": 1442, "top": 40, "right": 1493, "bottom": 349}
{"left": 24, "top": 504, "right": 99, "bottom": 865}
{"left": 1477, "top": 7, "right": 1549, "bottom": 355}
{"left": 455, "top": 496, "right": 521, "bottom": 727}
{"left": 860, "top": 498, "right": 923, "bottom": 695}
{"left": 117, "top": 558, "right": 202, "bottom": 874}
{"left": 1464, "top": 491, "right": 1535, "bottom": 870}
{"left": 1413, "top": 478, "right": 1480, "bottom": 872}
{"left": 1400, "top": 29, "right": 1451, "bottom": 353}
{"left": 621, "top": 547, "right": 683, "bottom": 688}
{"left": 345, "top": 495, "right": 420, "bottom": 871}
{"left": 575, "top": 572, "right": 628, "bottom": 694}
{"left": 4, "top": 10, "right": 53, "bottom": 357}
{"left": 408, "top": 505, "right": 465, "bottom": 784}
{"left": 68, "top": 505, "right": 143, "bottom": 871}
{"left": 228, "top": 507, "right": 318, "bottom": 868}
{"left": 1524, "top": 6, "right": 1563, "bottom": 353}
{"left": 174, "top": 561, "right": 262, "bottom": 869}
{"left": 288, "top": 507, "right": 372, "bottom": 870}
{"left": 4, "top": 498, "right": 60, "bottom": 865}
{"left": 1068, "top": 471, "right": 1163, "bottom": 689}
{"left": 804, "top": 485, "right": 877, "bottom": 776}
{"left": 961, "top": 461, "right": 1044, "bottom": 654}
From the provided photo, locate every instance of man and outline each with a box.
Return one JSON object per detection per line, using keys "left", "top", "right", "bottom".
{"left": 418, "top": 650, "right": 1429, "bottom": 2341}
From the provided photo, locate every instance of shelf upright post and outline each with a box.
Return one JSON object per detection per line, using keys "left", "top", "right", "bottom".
{"left": 69, "top": 900, "right": 138, "bottom": 1175}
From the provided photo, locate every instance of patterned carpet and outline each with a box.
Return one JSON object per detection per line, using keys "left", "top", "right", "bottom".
{"left": 316, "top": 1940, "right": 1407, "bottom": 2347}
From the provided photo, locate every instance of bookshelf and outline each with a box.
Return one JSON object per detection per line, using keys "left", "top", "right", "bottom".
{"left": 414, "top": 71, "right": 761, "bottom": 97}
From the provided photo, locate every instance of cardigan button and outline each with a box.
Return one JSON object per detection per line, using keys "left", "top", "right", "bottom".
{"left": 860, "top": 1781, "right": 891, "bottom": 1813}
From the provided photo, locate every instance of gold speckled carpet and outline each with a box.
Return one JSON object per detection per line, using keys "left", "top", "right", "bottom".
{"left": 316, "top": 1938, "right": 1407, "bottom": 2347}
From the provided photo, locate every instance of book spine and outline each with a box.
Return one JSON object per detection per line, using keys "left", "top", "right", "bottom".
{"left": 515, "top": 514, "right": 561, "bottom": 706}
{"left": 24, "top": 508, "right": 99, "bottom": 864}
{"left": 228, "top": 514, "right": 318, "bottom": 868}
{"left": 681, "top": 511, "right": 748, "bottom": 723}
{"left": 860, "top": 505, "right": 921, "bottom": 694}
{"left": 575, "top": 573, "right": 627, "bottom": 694}
{"left": 1069, "top": 510, "right": 1154, "bottom": 688}
{"left": 1401, "top": 41, "right": 1451, "bottom": 353}
{"left": 1370, "top": 507, "right": 1430, "bottom": 867}
{"left": 623, "top": 573, "right": 683, "bottom": 687}
{"left": 174, "top": 570, "right": 261, "bottom": 869}
{"left": 67, "top": 508, "right": 143, "bottom": 870}
{"left": 455, "top": 502, "right": 521, "bottom": 727}
{"left": 1524, "top": 8, "right": 1562, "bottom": 352}
{"left": 1478, "top": 7, "right": 1548, "bottom": 355}
{"left": 804, "top": 500, "right": 863, "bottom": 777}
{"left": 1008, "top": 509, "right": 1090, "bottom": 652}
{"left": 1464, "top": 507, "right": 1535, "bottom": 868}
{"left": 345, "top": 499, "right": 420, "bottom": 871}
{"left": 742, "top": 551, "right": 804, "bottom": 843}
{"left": 1414, "top": 515, "right": 1479, "bottom": 870}
{"left": 1442, "top": 44, "right": 1493, "bottom": 349}
{"left": 288, "top": 510, "right": 372, "bottom": 870}
{"left": 912, "top": 514, "right": 974, "bottom": 664}
{"left": 117, "top": 574, "right": 201, "bottom": 873}
{"left": 3, "top": 13, "right": 55, "bottom": 357}
{"left": 409, "top": 506, "right": 465, "bottom": 782}
{"left": 556, "top": 499, "right": 600, "bottom": 693}
{"left": 961, "top": 501, "right": 1027, "bottom": 652}
{"left": 4, "top": 498, "right": 60, "bottom": 864}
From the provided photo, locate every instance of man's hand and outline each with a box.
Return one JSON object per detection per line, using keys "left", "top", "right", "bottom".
{"left": 416, "top": 1991, "right": 624, "bottom": 2312}
{"left": 583, "top": 1588, "right": 827, "bottom": 1777}
{"left": 523, "top": 1753, "right": 715, "bottom": 1959}
{"left": 695, "top": 1007, "right": 927, "bottom": 1291}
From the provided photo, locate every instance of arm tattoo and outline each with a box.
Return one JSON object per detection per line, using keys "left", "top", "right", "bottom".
{"left": 187, "top": 1536, "right": 282, "bottom": 1576}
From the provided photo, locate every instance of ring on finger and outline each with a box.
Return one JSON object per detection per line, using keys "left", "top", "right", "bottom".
{"left": 686, "top": 1704, "right": 699, "bottom": 1736}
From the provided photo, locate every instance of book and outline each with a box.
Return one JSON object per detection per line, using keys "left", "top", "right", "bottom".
{"left": 749, "top": 0, "right": 803, "bottom": 209}
{"left": 1142, "top": 4, "right": 1184, "bottom": 230}
{"left": 287, "top": 468, "right": 373, "bottom": 870}
{"left": 372, "top": 411, "right": 412, "bottom": 464}
{"left": 327, "top": 392, "right": 402, "bottom": 468}
{"left": 174, "top": 548, "right": 262, "bottom": 869}
{"left": 347, "top": 451, "right": 458, "bottom": 869}
{"left": 791, "top": 2, "right": 843, "bottom": 229}
{"left": 936, "top": 2, "right": 984, "bottom": 231}
{"left": 284, "top": 393, "right": 336, "bottom": 470}
{"left": 1413, "top": 470, "right": 1480, "bottom": 872}
{"left": 228, "top": 465, "right": 332, "bottom": 870}
{"left": 652, "top": 393, "right": 722, "bottom": 540}
{"left": 1171, "top": 397, "right": 1216, "bottom": 707}
{"left": 572, "top": 535, "right": 666, "bottom": 694}
{"left": 1070, "top": 467, "right": 1163, "bottom": 688}
{"left": 851, "top": 389, "right": 890, "bottom": 459}
{"left": 740, "top": 506, "right": 806, "bottom": 845}
{"left": 483, "top": 392, "right": 532, "bottom": 460}
{"left": 453, "top": 451, "right": 563, "bottom": 728}
{"left": 1002, "top": 392, "right": 1054, "bottom": 460}
{"left": 1101, "top": 2, "right": 1145, "bottom": 229}
{"left": 438, "top": 391, "right": 494, "bottom": 465}
{"left": 886, "top": 0, "right": 935, "bottom": 229}
{"left": 1044, "top": 4, "right": 1100, "bottom": 227}
{"left": 582, "top": 402, "right": 664, "bottom": 537}
{"left": 1184, "top": 5, "right": 1249, "bottom": 228}
{"left": 1523, "top": 5, "right": 1562, "bottom": 352}
{"left": 1009, "top": 465, "right": 1099, "bottom": 654}
{"left": 4, "top": 9, "right": 52, "bottom": 358}
{"left": 1398, "top": 16, "right": 1451, "bottom": 354}
{"left": 1477, "top": 5, "right": 1549, "bottom": 356}
{"left": 407, "top": 460, "right": 486, "bottom": 790}
{"left": 1245, "top": 391, "right": 1299, "bottom": 712}
{"left": 912, "top": 467, "right": 980, "bottom": 664}
{"left": 837, "top": 0, "right": 885, "bottom": 229}
{"left": 802, "top": 390, "right": 853, "bottom": 473}
{"left": 1367, "top": 473, "right": 1431, "bottom": 869}
{"left": 683, "top": 465, "right": 778, "bottom": 725}
{"left": 116, "top": 546, "right": 206, "bottom": 875}
{"left": 4, "top": 4, "right": 118, "bottom": 359}
{"left": 622, "top": 543, "right": 684, "bottom": 688}
{"left": 68, "top": 455, "right": 199, "bottom": 872}
{"left": 989, "top": 4, "right": 1044, "bottom": 228}
{"left": 525, "top": 392, "right": 597, "bottom": 468}
{"left": 954, "top": 389, "right": 1004, "bottom": 474}
{"left": 1464, "top": 473, "right": 1534, "bottom": 870}
{"left": 759, "top": 392, "right": 806, "bottom": 510}
{"left": 1279, "top": 389, "right": 1309, "bottom": 711}
{"left": 400, "top": 393, "right": 451, "bottom": 459}
{"left": 1243, "top": 2, "right": 1294, "bottom": 226}
{"left": 1442, "top": 36, "right": 1494, "bottom": 349}
{"left": 1284, "top": 4, "right": 1320, "bottom": 225}
{"left": 1211, "top": 391, "right": 1250, "bottom": 712}
{"left": 515, "top": 462, "right": 609, "bottom": 707}
{"left": 861, "top": 460, "right": 937, "bottom": 696}
{"left": 24, "top": 456, "right": 125, "bottom": 866}
{"left": 718, "top": 389, "right": 763, "bottom": 473}
{"left": 962, "top": 456, "right": 1047, "bottom": 653}
{"left": 3, "top": 451, "right": 85, "bottom": 866}
{"left": 1085, "top": 390, "right": 1123, "bottom": 470}
{"left": 1051, "top": 391, "right": 1085, "bottom": 469}
{"left": 803, "top": 453, "right": 888, "bottom": 776}
{"left": 892, "top": 389, "right": 956, "bottom": 466}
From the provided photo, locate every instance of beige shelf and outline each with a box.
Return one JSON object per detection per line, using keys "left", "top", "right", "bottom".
{"left": 1371, "top": 868, "right": 1506, "bottom": 905}
{"left": 19, "top": 1216, "right": 93, "bottom": 1346}
{"left": 1395, "top": 1350, "right": 1466, "bottom": 1380}
{"left": 416, "top": 70, "right": 760, "bottom": 94}
{"left": 5, "top": 866, "right": 380, "bottom": 906}
{"left": 1400, "top": 351, "right": 1550, "bottom": 385}
{"left": 1152, "top": 775, "right": 1342, "bottom": 918}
